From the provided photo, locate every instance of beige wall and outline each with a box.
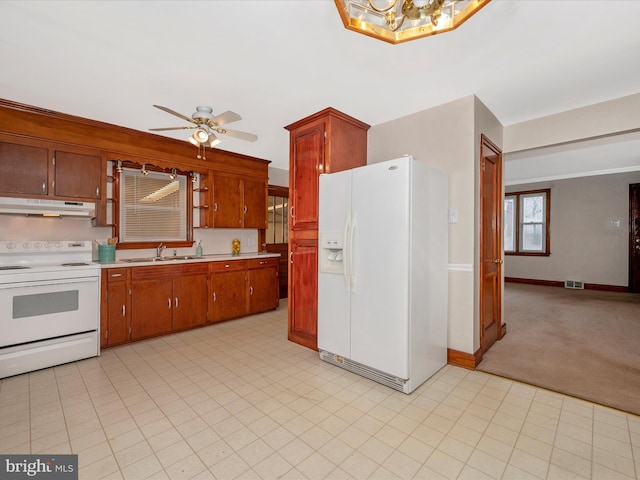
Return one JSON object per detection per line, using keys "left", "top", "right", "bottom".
{"left": 504, "top": 93, "right": 640, "bottom": 154}
{"left": 368, "top": 95, "right": 503, "bottom": 355}
{"left": 505, "top": 172, "right": 640, "bottom": 286}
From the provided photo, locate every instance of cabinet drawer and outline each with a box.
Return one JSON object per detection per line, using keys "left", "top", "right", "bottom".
{"left": 209, "top": 260, "right": 247, "bottom": 273}
{"left": 132, "top": 262, "right": 208, "bottom": 281}
{"left": 106, "top": 268, "right": 129, "bottom": 282}
{"left": 247, "top": 257, "right": 279, "bottom": 269}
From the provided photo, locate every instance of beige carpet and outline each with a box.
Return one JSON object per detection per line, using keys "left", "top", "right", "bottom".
{"left": 477, "top": 283, "right": 640, "bottom": 416}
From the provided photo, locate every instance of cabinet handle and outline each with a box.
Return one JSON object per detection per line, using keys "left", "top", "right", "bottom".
{"left": 111, "top": 273, "right": 123, "bottom": 278}
{"left": 168, "top": 298, "right": 171, "bottom": 309}
{"left": 213, "top": 292, "right": 217, "bottom": 302}
{"left": 41, "top": 181, "right": 46, "bottom": 193}
{"left": 175, "top": 297, "right": 179, "bottom": 308}
{"left": 96, "top": 186, "right": 100, "bottom": 197}
{"left": 259, "top": 260, "right": 266, "bottom": 265}
{"left": 122, "top": 305, "right": 126, "bottom": 317}
{"left": 214, "top": 203, "right": 218, "bottom": 212}
{"left": 243, "top": 205, "right": 248, "bottom": 214}
{"left": 250, "top": 286, "right": 253, "bottom": 296}
{"left": 224, "top": 264, "right": 230, "bottom": 268}
{"left": 289, "top": 252, "right": 293, "bottom": 264}
{"left": 290, "top": 205, "right": 295, "bottom": 219}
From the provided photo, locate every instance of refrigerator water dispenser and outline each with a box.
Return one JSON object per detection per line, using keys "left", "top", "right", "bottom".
{"left": 319, "top": 232, "right": 344, "bottom": 274}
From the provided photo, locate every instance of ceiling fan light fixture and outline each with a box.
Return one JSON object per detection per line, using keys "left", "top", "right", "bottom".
{"left": 194, "top": 128, "right": 209, "bottom": 144}
{"left": 209, "top": 133, "right": 222, "bottom": 148}
{"left": 188, "top": 135, "right": 199, "bottom": 146}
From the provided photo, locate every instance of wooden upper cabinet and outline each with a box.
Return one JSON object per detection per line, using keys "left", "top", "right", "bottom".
{"left": 54, "top": 150, "right": 102, "bottom": 199}
{"left": 243, "top": 177, "right": 267, "bottom": 229}
{"left": 212, "top": 173, "right": 267, "bottom": 229}
{"left": 285, "top": 108, "right": 369, "bottom": 232}
{"left": 213, "top": 173, "right": 243, "bottom": 227}
{"left": 0, "top": 136, "right": 105, "bottom": 201}
{"left": 0, "top": 140, "right": 49, "bottom": 196}
{"left": 290, "top": 124, "right": 324, "bottom": 231}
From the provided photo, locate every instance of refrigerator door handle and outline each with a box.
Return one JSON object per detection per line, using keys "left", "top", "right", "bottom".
{"left": 349, "top": 212, "right": 357, "bottom": 293}
{"left": 343, "top": 214, "right": 351, "bottom": 292}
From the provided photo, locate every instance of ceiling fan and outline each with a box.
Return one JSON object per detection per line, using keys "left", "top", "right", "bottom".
{"left": 149, "top": 105, "right": 258, "bottom": 151}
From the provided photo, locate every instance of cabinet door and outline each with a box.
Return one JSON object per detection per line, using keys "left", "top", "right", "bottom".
{"left": 288, "top": 240, "right": 318, "bottom": 349}
{"left": 106, "top": 282, "right": 130, "bottom": 346}
{"left": 0, "top": 141, "right": 49, "bottom": 195}
{"left": 173, "top": 274, "right": 209, "bottom": 331}
{"left": 213, "top": 174, "right": 243, "bottom": 227}
{"left": 54, "top": 150, "right": 103, "bottom": 199}
{"left": 243, "top": 178, "right": 267, "bottom": 228}
{"left": 210, "top": 270, "right": 247, "bottom": 322}
{"left": 290, "top": 124, "right": 324, "bottom": 231}
{"left": 131, "top": 278, "right": 173, "bottom": 340}
{"left": 248, "top": 266, "right": 279, "bottom": 314}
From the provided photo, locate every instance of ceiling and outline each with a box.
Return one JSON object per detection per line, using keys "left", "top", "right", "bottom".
{"left": 1, "top": 1, "right": 640, "bottom": 171}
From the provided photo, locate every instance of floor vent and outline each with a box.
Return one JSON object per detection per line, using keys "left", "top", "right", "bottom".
{"left": 565, "top": 280, "right": 584, "bottom": 289}
{"left": 319, "top": 350, "right": 409, "bottom": 393}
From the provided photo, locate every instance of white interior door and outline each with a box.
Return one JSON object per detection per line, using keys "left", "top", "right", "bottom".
{"left": 350, "top": 159, "right": 410, "bottom": 378}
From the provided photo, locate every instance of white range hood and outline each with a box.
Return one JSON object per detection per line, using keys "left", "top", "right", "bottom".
{"left": 0, "top": 197, "right": 95, "bottom": 218}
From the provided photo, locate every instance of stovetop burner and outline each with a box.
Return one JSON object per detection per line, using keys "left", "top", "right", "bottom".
{"left": 61, "top": 262, "right": 91, "bottom": 267}
{"left": 0, "top": 265, "right": 31, "bottom": 270}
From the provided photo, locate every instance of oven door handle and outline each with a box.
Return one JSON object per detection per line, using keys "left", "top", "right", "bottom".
{"left": 0, "top": 277, "right": 99, "bottom": 290}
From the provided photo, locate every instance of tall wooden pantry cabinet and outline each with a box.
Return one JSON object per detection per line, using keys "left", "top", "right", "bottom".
{"left": 285, "top": 107, "right": 369, "bottom": 350}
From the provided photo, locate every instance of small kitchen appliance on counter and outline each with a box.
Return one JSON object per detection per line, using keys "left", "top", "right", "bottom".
{"left": 0, "top": 240, "right": 101, "bottom": 378}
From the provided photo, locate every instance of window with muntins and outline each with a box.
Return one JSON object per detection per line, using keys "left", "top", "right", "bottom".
{"left": 119, "top": 167, "right": 187, "bottom": 243}
{"left": 504, "top": 189, "right": 550, "bottom": 255}
{"left": 266, "top": 189, "right": 288, "bottom": 245}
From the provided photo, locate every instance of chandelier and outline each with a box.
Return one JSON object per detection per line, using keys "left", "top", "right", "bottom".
{"left": 334, "top": 0, "right": 490, "bottom": 44}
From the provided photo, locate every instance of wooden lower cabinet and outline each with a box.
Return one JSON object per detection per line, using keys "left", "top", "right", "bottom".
{"left": 248, "top": 257, "right": 279, "bottom": 314}
{"left": 288, "top": 240, "right": 318, "bottom": 350}
{"left": 210, "top": 260, "right": 248, "bottom": 322}
{"left": 131, "top": 278, "right": 174, "bottom": 340}
{"left": 173, "top": 274, "right": 209, "bottom": 331}
{"left": 130, "top": 263, "right": 208, "bottom": 341}
{"left": 101, "top": 268, "right": 131, "bottom": 348}
{"left": 101, "top": 256, "right": 280, "bottom": 348}
{"left": 209, "top": 258, "right": 280, "bottom": 322}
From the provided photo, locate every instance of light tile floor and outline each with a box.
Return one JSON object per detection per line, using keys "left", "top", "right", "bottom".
{"left": 1, "top": 302, "right": 639, "bottom": 480}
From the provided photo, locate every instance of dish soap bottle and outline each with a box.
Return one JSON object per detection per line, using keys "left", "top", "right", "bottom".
{"left": 196, "top": 240, "right": 203, "bottom": 257}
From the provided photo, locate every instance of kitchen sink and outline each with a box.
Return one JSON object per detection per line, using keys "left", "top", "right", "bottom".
{"left": 121, "top": 255, "right": 202, "bottom": 263}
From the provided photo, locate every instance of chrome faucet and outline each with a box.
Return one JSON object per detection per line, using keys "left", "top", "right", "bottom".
{"left": 156, "top": 243, "right": 166, "bottom": 259}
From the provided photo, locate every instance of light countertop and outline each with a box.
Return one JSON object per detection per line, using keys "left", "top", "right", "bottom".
{"left": 97, "top": 251, "right": 280, "bottom": 268}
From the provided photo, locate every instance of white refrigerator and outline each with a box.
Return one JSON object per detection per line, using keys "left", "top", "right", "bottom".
{"left": 317, "top": 155, "right": 448, "bottom": 394}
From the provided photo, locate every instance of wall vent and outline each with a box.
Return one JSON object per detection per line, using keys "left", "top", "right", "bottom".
{"left": 564, "top": 280, "right": 584, "bottom": 289}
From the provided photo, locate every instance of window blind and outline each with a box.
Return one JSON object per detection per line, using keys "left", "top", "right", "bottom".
{"left": 120, "top": 168, "right": 187, "bottom": 242}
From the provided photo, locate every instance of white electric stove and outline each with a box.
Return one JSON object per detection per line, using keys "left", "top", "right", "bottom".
{"left": 0, "top": 240, "right": 101, "bottom": 378}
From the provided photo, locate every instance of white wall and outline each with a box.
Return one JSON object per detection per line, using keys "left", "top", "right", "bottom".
{"left": 505, "top": 172, "right": 640, "bottom": 286}
{"left": 268, "top": 166, "right": 289, "bottom": 187}
{"left": 368, "top": 95, "right": 484, "bottom": 355}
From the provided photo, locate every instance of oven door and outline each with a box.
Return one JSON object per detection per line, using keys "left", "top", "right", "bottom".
{"left": 0, "top": 276, "right": 100, "bottom": 347}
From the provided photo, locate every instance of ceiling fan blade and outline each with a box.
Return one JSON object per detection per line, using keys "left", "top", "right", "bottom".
{"left": 215, "top": 128, "right": 258, "bottom": 142}
{"left": 153, "top": 105, "right": 196, "bottom": 124}
{"left": 149, "top": 126, "right": 196, "bottom": 132}
{"left": 209, "top": 111, "right": 242, "bottom": 127}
